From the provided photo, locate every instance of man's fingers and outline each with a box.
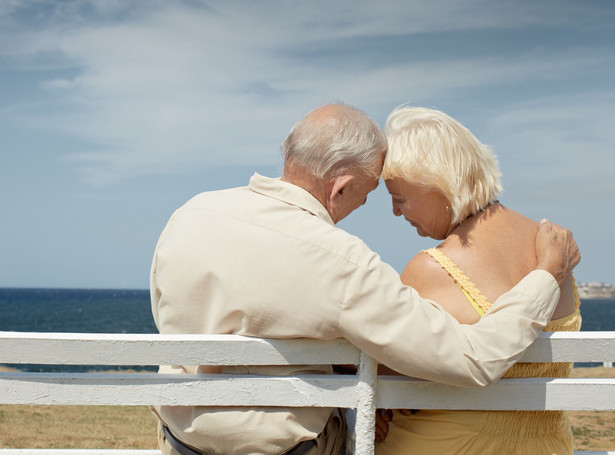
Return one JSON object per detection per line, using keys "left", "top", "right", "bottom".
{"left": 535, "top": 218, "right": 580, "bottom": 285}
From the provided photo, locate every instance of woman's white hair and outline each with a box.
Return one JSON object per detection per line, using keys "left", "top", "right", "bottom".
{"left": 281, "top": 104, "right": 387, "bottom": 180}
{"left": 383, "top": 106, "right": 502, "bottom": 224}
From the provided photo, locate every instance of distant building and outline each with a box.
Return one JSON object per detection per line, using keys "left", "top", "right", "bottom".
{"left": 577, "top": 282, "right": 615, "bottom": 299}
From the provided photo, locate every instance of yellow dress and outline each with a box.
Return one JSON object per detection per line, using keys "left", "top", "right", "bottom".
{"left": 376, "top": 248, "right": 582, "bottom": 455}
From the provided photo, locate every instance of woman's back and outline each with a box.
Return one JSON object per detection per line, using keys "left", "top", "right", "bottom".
{"left": 401, "top": 202, "right": 575, "bottom": 323}
{"left": 377, "top": 203, "right": 581, "bottom": 455}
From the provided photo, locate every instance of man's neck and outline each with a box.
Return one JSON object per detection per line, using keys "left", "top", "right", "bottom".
{"left": 281, "top": 165, "right": 328, "bottom": 208}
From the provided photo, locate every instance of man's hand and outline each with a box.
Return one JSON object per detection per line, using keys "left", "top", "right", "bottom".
{"left": 535, "top": 219, "right": 580, "bottom": 286}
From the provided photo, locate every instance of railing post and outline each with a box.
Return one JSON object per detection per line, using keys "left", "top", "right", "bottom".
{"left": 353, "top": 351, "right": 378, "bottom": 455}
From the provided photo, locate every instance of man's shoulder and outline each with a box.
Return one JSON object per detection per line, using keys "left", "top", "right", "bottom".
{"left": 189, "top": 185, "right": 247, "bottom": 201}
{"left": 178, "top": 186, "right": 250, "bottom": 210}
{"left": 169, "top": 186, "right": 380, "bottom": 268}
{"left": 302, "top": 223, "right": 380, "bottom": 269}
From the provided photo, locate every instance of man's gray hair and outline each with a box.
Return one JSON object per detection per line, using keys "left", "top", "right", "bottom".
{"left": 281, "top": 104, "right": 387, "bottom": 179}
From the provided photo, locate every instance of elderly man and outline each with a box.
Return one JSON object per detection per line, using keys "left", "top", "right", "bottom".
{"left": 150, "top": 104, "right": 579, "bottom": 455}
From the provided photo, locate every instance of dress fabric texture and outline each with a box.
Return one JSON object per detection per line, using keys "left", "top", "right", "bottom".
{"left": 376, "top": 248, "right": 582, "bottom": 455}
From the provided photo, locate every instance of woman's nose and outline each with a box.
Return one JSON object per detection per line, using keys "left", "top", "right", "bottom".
{"left": 392, "top": 199, "right": 402, "bottom": 217}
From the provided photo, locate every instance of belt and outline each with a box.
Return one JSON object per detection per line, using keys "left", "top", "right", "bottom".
{"left": 162, "top": 425, "right": 212, "bottom": 455}
{"left": 282, "top": 438, "right": 317, "bottom": 455}
{"left": 162, "top": 425, "right": 317, "bottom": 455}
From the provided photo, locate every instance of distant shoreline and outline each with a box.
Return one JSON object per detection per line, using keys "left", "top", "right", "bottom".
{"left": 579, "top": 295, "right": 615, "bottom": 301}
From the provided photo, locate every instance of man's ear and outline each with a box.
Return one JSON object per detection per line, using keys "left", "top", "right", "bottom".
{"left": 328, "top": 174, "right": 355, "bottom": 202}
{"left": 324, "top": 174, "right": 355, "bottom": 224}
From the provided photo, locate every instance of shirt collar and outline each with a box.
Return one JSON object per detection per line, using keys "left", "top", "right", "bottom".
{"left": 248, "top": 173, "right": 334, "bottom": 226}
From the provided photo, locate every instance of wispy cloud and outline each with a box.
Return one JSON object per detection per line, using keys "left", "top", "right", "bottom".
{"left": 1, "top": 0, "right": 613, "bottom": 185}
{"left": 487, "top": 90, "right": 615, "bottom": 188}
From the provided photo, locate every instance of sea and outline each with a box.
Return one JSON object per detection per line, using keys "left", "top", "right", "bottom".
{"left": 0, "top": 288, "right": 614, "bottom": 372}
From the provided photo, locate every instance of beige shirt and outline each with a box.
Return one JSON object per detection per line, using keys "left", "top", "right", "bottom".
{"left": 150, "top": 173, "right": 560, "bottom": 455}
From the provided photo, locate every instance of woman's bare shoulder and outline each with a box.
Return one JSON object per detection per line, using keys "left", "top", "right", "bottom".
{"left": 401, "top": 249, "right": 483, "bottom": 324}
{"left": 401, "top": 250, "right": 462, "bottom": 300}
{"left": 400, "top": 250, "right": 445, "bottom": 291}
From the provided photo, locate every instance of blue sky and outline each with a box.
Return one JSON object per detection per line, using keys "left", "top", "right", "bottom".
{"left": 1, "top": 0, "right": 614, "bottom": 289}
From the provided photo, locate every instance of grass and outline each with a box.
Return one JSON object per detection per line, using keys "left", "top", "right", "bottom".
{"left": 0, "top": 404, "right": 158, "bottom": 449}
{"left": 567, "top": 367, "right": 615, "bottom": 451}
{"left": 0, "top": 367, "right": 613, "bottom": 450}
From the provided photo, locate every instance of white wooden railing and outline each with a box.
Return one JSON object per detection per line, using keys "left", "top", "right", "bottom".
{"left": 0, "top": 331, "right": 614, "bottom": 455}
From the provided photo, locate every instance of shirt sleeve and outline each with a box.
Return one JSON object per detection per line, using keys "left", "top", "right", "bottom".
{"left": 338, "top": 253, "right": 560, "bottom": 387}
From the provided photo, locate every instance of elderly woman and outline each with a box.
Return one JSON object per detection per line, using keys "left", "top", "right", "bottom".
{"left": 375, "top": 107, "right": 581, "bottom": 455}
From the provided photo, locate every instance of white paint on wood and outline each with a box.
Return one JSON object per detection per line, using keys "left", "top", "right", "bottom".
{"left": 1, "top": 331, "right": 615, "bottom": 454}
{"left": 0, "top": 332, "right": 360, "bottom": 365}
{"left": 521, "top": 331, "right": 615, "bottom": 362}
{"left": 376, "top": 376, "right": 615, "bottom": 411}
{"left": 353, "top": 351, "right": 378, "bottom": 455}
{"left": 3, "top": 372, "right": 614, "bottom": 410}
{"left": 1, "top": 331, "right": 613, "bottom": 365}
{"left": 0, "top": 372, "right": 359, "bottom": 407}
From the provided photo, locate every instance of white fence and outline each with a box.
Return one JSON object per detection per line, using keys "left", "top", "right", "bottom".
{"left": 0, "top": 331, "right": 614, "bottom": 455}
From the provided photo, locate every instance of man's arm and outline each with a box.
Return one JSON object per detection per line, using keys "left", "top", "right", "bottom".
{"left": 340, "top": 220, "right": 580, "bottom": 387}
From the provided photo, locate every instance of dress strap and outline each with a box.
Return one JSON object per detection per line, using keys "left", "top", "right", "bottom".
{"left": 422, "top": 248, "right": 492, "bottom": 316}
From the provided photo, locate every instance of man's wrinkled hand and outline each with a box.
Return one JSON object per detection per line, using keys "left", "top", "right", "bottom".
{"left": 535, "top": 219, "right": 580, "bottom": 286}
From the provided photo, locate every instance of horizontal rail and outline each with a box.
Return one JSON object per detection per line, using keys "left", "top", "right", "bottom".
{"left": 520, "top": 331, "right": 615, "bottom": 362}
{"left": 0, "top": 331, "right": 614, "bottom": 366}
{"left": 0, "top": 373, "right": 359, "bottom": 407}
{"left": 377, "top": 376, "right": 615, "bottom": 410}
{"left": 1, "top": 372, "right": 614, "bottom": 410}
{"left": 0, "top": 332, "right": 360, "bottom": 366}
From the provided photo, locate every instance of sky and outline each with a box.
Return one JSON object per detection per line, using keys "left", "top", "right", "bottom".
{"left": 1, "top": 0, "right": 614, "bottom": 289}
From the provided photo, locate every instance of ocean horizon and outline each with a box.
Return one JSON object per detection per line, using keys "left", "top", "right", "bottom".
{"left": 1, "top": 287, "right": 614, "bottom": 372}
